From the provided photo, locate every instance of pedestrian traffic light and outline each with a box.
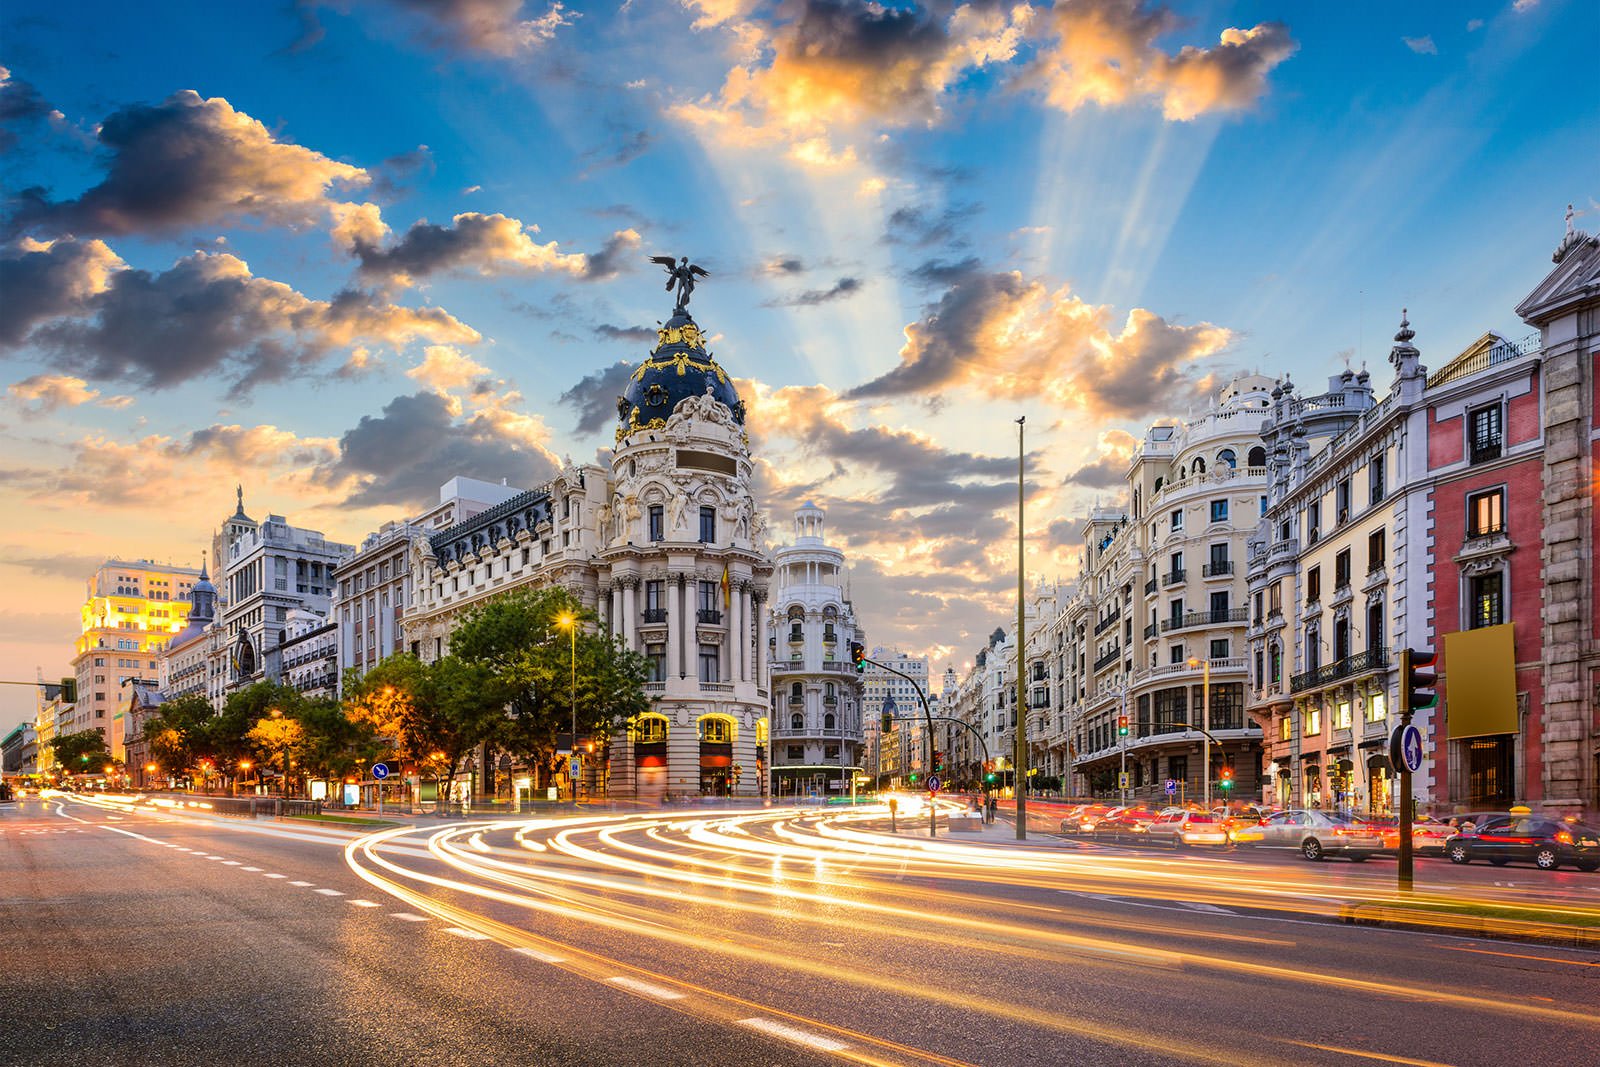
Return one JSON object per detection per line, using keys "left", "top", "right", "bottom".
{"left": 881, "top": 711, "right": 893, "bottom": 733}
{"left": 850, "top": 642, "right": 866, "bottom": 673}
{"left": 1219, "top": 767, "right": 1234, "bottom": 790}
{"left": 1401, "top": 647, "right": 1438, "bottom": 715}
{"left": 1117, "top": 715, "right": 1129, "bottom": 736}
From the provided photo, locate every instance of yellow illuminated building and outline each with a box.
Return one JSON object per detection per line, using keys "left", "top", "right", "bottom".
{"left": 71, "top": 559, "right": 201, "bottom": 763}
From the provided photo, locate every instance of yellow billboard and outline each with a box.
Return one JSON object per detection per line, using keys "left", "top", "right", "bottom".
{"left": 1443, "top": 623, "right": 1517, "bottom": 739}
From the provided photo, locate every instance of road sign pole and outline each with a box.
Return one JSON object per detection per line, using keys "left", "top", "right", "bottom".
{"left": 1398, "top": 648, "right": 1414, "bottom": 895}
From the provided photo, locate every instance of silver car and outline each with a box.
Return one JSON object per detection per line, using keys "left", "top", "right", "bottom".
{"left": 1239, "top": 809, "right": 1383, "bottom": 861}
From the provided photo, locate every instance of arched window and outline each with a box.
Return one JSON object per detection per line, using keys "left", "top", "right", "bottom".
{"left": 1247, "top": 446, "right": 1267, "bottom": 468}
{"left": 633, "top": 715, "right": 668, "bottom": 744}
{"left": 698, "top": 716, "right": 734, "bottom": 743}
{"left": 790, "top": 681, "right": 803, "bottom": 698}
{"left": 1153, "top": 477, "right": 1164, "bottom": 492}
{"left": 790, "top": 712, "right": 803, "bottom": 730}
{"left": 824, "top": 713, "right": 836, "bottom": 730}
{"left": 1217, "top": 449, "right": 1237, "bottom": 469}
{"left": 824, "top": 682, "right": 835, "bottom": 698}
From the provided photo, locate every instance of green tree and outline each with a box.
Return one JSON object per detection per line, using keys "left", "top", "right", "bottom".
{"left": 295, "top": 697, "right": 378, "bottom": 784}
{"left": 141, "top": 693, "right": 215, "bottom": 778}
{"left": 54, "top": 729, "right": 112, "bottom": 774}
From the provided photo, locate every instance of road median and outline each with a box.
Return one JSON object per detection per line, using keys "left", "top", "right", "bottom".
{"left": 1339, "top": 898, "right": 1600, "bottom": 949}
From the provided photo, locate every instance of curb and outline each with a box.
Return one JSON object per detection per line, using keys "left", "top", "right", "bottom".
{"left": 1339, "top": 902, "right": 1600, "bottom": 950}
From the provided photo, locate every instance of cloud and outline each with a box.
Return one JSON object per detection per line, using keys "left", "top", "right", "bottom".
{"left": 1027, "top": 0, "right": 1298, "bottom": 121}
{"left": 405, "top": 345, "right": 493, "bottom": 392}
{"left": 884, "top": 203, "right": 979, "bottom": 247}
{"left": 5, "top": 90, "right": 367, "bottom": 237}
{"left": 906, "top": 255, "right": 981, "bottom": 287}
{"left": 673, "top": 0, "right": 1033, "bottom": 156}
{"left": 1512, "top": 0, "right": 1538, "bottom": 12}
{"left": 369, "top": 144, "right": 436, "bottom": 198}
{"left": 342, "top": 209, "right": 596, "bottom": 287}
{"left": 312, "top": 0, "right": 578, "bottom": 56}
{"left": 765, "top": 276, "right": 862, "bottom": 307}
{"left": 2, "top": 239, "right": 479, "bottom": 395}
{"left": 846, "top": 269, "right": 1232, "bottom": 418}
{"left": 0, "top": 547, "right": 109, "bottom": 580}
{"left": 1466, "top": 18, "right": 1484, "bottom": 31}
{"left": 1402, "top": 35, "right": 1437, "bottom": 55}
{"left": 6, "top": 373, "right": 132, "bottom": 415}
{"left": 319, "top": 390, "right": 560, "bottom": 508}
{"left": 560, "top": 359, "right": 636, "bottom": 435}
{"left": 0, "top": 65, "right": 61, "bottom": 151}
{"left": 580, "top": 129, "right": 653, "bottom": 176}
{"left": 582, "top": 228, "right": 642, "bottom": 281}
{"left": 1064, "top": 429, "right": 1139, "bottom": 487}
{"left": 762, "top": 255, "right": 806, "bottom": 275}
{"left": 593, "top": 323, "right": 656, "bottom": 343}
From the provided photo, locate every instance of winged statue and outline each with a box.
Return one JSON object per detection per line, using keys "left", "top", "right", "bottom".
{"left": 649, "top": 255, "right": 709, "bottom": 312}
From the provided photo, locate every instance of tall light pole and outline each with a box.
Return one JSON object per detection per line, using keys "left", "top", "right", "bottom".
{"left": 556, "top": 611, "right": 578, "bottom": 801}
{"left": 1186, "top": 656, "right": 1212, "bottom": 809}
{"left": 1014, "top": 415, "right": 1028, "bottom": 840}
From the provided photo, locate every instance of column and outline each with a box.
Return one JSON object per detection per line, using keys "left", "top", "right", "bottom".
{"left": 753, "top": 593, "right": 767, "bottom": 690}
{"left": 676, "top": 575, "right": 688, "bottom": 679}
{"left": 622, "top": 580, "right": 636, "bottom": 649}
{"left": 723, "top": 579, "right": 737, "bottom": 684}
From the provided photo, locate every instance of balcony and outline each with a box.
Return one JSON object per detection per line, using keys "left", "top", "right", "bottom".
{"left": 1202, "top": 561, "right": 1233, "bottom": 577}
{"left": 641, "top": 608, "right": 668, "bottom": 625}
{"left": 697, "top": 609, "right": 724, "bottom": 624}
{"left": 1163, "top": 569, "right": 1187, "bottom": 587}
{"left": 1093, "top": 607, "right": 1121, "bottom": 636}
{"left": 1144, "top": 577, "right": 1158, "bottom": 596}
{"left": 1092, "top": 646, "right": 1122, "bottom": 673}
{"left": 1143, "top": 622, "right": 1157, "bottom": 640}
{"left": 1470, "top": 440, "right": 1502, "bottom": 465}
{"left": 1290, "top": 646, "right": 1390, "bottom": 694}
{"left": 1160, "top": 607, "right": 1247, "bottom": 633}
{"left": 1269, "top": 539, "right": 1299, "bottom": 562}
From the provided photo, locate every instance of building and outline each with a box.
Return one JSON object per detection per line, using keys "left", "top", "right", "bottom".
{"left": 278, "top": 609, "right": 337, "bottom": 701}
{"left": 219, "top": 498, "right": 351, "bottom": 704}
{"left": 333, "top": 476, "right": 527, "bottom": 693}
{"left": 70, "top": 559, "right": 201, "bottom": 760}
{"left": 2, "top": 722, "right": 34, "bottom": 774}
{"left": 158, "top": 562, "right": 224, "bottom": 707}
{"left": 862, "top": 647, "right": 931, "bottom": 787}
{"left": 766, "top": 502, "right": 866, "bottom": 797}
{"left": 404, "top": 291, "right": 775, "bottom": 800}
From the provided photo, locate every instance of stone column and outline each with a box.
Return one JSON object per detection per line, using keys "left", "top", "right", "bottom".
{"left": 621, "top": 578, "right": 637, "bottom": 649}
{"left": 752, "top": 591, "right": 767, "bottom": 691}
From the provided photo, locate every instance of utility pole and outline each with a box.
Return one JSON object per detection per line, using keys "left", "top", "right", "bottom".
{"left": 1014, "top": 415, "right": 1028, "bottom": 841}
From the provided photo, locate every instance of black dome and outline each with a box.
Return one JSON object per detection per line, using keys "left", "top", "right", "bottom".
{"left": 616, "top": 311, "right": 744, "bottom": 439}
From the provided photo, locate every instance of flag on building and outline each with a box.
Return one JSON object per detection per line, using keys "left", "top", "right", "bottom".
{"left": 721, "top": 562, "right": 731, "bottom": 609}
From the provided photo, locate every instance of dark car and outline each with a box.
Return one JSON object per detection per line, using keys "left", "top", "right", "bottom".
{"left": 1445, "top": 815, "right": 1600, "bottom": 871}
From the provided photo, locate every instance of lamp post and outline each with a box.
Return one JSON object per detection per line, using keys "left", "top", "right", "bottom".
{"left": 556, "top": 611, "right": 578, "bottom": 801}
{"left": 1186, "top": 656, "right": 1212, "bottom": 809}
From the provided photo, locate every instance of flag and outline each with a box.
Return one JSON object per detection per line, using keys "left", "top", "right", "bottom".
{"left": 720, "top": 562, "right": 731, "bottom": 609}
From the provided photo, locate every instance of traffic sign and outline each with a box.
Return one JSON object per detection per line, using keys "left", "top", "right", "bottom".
{"left": 1118, "top": 771, "right": 1130, "bottom": 789}
{"left": 926, "top": 775, "right": 942, "bottom": 793}
{"left": 371, "top": 762, "right": 390, "bottom": 780}
{"left": 569, "top": 755, "right": 582, "bottom": 779}
{"left": 1390, "top": 723, "right": 1424, "bottom": 772}
{"left": 1164, "top": 778, "right": 1177, "bottom": 796}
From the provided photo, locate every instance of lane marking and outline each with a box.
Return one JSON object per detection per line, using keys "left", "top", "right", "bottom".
{"left": 263, "top": 873, "right": 286, "bottom": 879}
{"left": 1288, "top": 1041, "right": 1457, "bottom": 1067}
{"left": 241, "top": 866, "right": 263, "bottom": 872}
{"left": 1443, "top": 945, "right": 1600, "bottom": 968}
{"left": 1181, "top": 902, "right": 1231, "bottom": 914}
{"left": 289, "top": 880, "right": 314, "bottom": 887}
{"left": 738, "top": 1017, "right": 849, "bottom": 1052}
{"left": 512, "top": 946, "right": 567, "bottom": 963}
{"left": 391, "top": 913, "right": 429, "bottom": 922}
{"left": 444, "top": 927, "right": 491, "bottom": 940}
{"left": 607, "top": 976, "right": 685, "bottom": 1000}
{"left": 348, "top": 899, "right": 381, "bottom": 907}
{"left": 313, "top": 888, "right": 345, "bottom": 896}
{"left": 221, "top": 861, "right": 241, "bottom": 866}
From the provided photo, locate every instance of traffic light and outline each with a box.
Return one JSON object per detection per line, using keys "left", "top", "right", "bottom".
{"left": 908, "top": 771, "right": 919, "bottom": 783}
{"left": 933, "top": 750, "right": 945, "bottom": 773}
{"left": 1401, "top": 647, "right": 1438, "bottom": 715}
{"left": 984, "top": 772, "right": 998, "bottom": 784}
{"left": 1219, "top": 767, "right": 1234, "bottom": 791}
{"left": 881, "top": 710, "right": 893, "bottom": 733}
{"left": 850, "top": 642, "right": 866, "bottom": 673}
{"left": 60, "top": 677, "right": 78, "bottom": 703}
{"left": 1117, "top": 714, "right": 1129, "bottom": 736}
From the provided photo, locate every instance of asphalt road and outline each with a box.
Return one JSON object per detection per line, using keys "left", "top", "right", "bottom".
{"left": 3, "top": 793, "right": 1597, "bottom": 1067}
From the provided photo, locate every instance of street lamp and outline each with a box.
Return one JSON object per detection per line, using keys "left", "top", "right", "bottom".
{"left": 1186, "top": 656, "right": 1212, "bottom": 809}
{"left": 556, "top": 611, "right": 578, "bottom": 801}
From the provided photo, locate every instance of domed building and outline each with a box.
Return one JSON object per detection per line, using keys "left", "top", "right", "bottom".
{"left": 404, "top": 286, "right": 775, "bottom": 800}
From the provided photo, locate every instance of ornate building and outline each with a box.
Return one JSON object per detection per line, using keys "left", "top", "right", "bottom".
{"left": 766, "top": 502, "right": 866, "bottom": 798}
{"left": 404, "top": 289, "right": 774, "bottom": 799}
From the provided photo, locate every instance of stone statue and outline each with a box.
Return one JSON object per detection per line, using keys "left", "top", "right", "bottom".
{"left": 669, "top": 493, "right": 688, "bottom": 534}
{"left": 649, "top": 255, "right": 710, "bottom": 312}
{"left": 595, "top": 502, "right": 612, "bottom": 543}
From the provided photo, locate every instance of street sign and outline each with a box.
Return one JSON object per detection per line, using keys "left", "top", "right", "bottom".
{"left": 1118, "top": 771, "right": 1130, "bottom": 789}
{"left": 1164, "top": 778, "right": 1177, "bottom": 796}
{"left": 926, "top": 775, "right": 942, "bottom": 793}
{"left": 569, "top": 755, "right": 582, "bottom": 779}
{"left": 1390, "top": 723, "right": 1424, "bottom": 772}
{"left": 371, "top": 762, "right": 390, "bottom": 780}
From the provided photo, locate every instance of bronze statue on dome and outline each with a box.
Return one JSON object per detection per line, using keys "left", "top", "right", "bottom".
{"left": 649, "top": 255, "right": 709, "bottom": 313}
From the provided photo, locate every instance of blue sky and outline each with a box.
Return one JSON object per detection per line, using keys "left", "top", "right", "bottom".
{"left": 1, "top": 0, "right": 1594, "bottom": 723}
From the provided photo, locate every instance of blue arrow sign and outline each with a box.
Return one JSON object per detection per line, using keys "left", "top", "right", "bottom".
{"left": 371, "top": 762, "right": 390, "bottom": 780}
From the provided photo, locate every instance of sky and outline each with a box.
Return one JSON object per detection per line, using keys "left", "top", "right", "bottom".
{"left": 2, "top": 0, "right": 1595, "bottom": 725}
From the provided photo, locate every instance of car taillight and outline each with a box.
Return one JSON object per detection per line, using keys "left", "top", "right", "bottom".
{"left": 1556, "top": 831, "right": 1574, "bottom": 845}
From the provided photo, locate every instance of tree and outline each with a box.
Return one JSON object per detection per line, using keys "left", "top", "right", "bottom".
{"left": 141, "top": 693, "right": 215, "bottom": 778}
{"left": 245, "top": 715, "right": 304, "bottom": 795}
{"left": 295, "top": 697, "right": 378, "bottom": 784}
{"left": 449, "top": 586, "right": 653, "bottom": 796}
{"left": 54, "top": 729, "right": 111, "bottom": 774}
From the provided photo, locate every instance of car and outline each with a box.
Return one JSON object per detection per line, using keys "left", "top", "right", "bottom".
{"left": 1059, "top": 804, "right": 1114, "bottom": 834}
{"left": 1360, "top": 814, "right": 1457, "bottom": 855}
{"left": 1218, "top": 809, "right": 1268, "bottom": 844}
{"left": 1445, "top": 816, "right": 1600, "bottom": 871}
{"left": 1092, "top": 806, "right": 1160, "bottom": 841}
{"left": 1146, "top": 810, "right": 1228, "bottom": 848}
{"left": 1236, "top": 808, "right": 1383, "bottom": 861}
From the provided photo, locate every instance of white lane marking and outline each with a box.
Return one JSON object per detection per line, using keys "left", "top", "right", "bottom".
{"left": 444, "top": 927, "right": 491, "bottom": 940}
{"left": 348, "top": 899, "right": 381, "bottom": 907}
{"left": 607, "top": 976, "right": 685, "bottom": 1000}
{"left": 512, "top": 946, "right": 566, "bottom": 963}
{"left": 391, "top": 913, "right": 430, "bottom": 922}
{"left": 313, "top": 888, "right": 344, "bottom": 896}
{"left": 221, "top": 860, "right": 241, "bottom": 866}
{"left": 204, "top": 855, "right": 225, "bottom": 860}
{"left": 1181, "top": 902, "right": 1231, "bottom": 914}
{"left": 263, "top": 873, "right": 286, "bottom": 879}
{"left": 289, "top": 880, "right": 315, "bottom": 887}
{"left": 241, "top": 866, "right": 263, "bottom": 872}
{"left": 738, "top": 1017, "right": 848, "bottom": 1052}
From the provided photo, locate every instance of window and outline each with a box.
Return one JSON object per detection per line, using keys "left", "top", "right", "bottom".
{"left": 1467, "top": 488, "right": 1505, "bottom": 537}
{"left": 636, "top": 716, "right": 667, "bottom": 743}
{"left": 1170, "top": 508, "right": 1184, "bottom": 531}
{"left": 1252, "top": 591, "right": 1263, "bottom": 623}
{"left": 1259, "top": 494, "right": 1268, "bottom": 517}
{"left": 645, "top": 580, "right": 664, "bottom": 613}
{"left": 648, "top": 504, "right": 664, "bottom": 541}
{"left": 1367, "top": 692, "right": 1387, "bottom": 723}
{"left": 1269, "top": 643, "right": 1281, "bottom": 683}
{"left": 1307, "top": 500, "right": 1321, "bottom": 544}
{"left": 94, "top": 657, "right": 105, "bottom": 667}
{"left": 1169, "top": 644, "right": 1185, "bottom": 665}
{"left": 1254, "top": 648, "right": 1265, "bottom": 685}
{"left": 1268, "top": 581, "right": 1282, "bottom": 615}
{"left": 1277, "top": 519, "right": 1291, "bottom": 543}
{"left": 646, "top": 643, "right": 666, "bottom": 682}
{"left": 698, "top": 580, "right": 719, "bottom": 614}
{"left": 1469, "top": 404, "right": 1503, "bottom": 464}
{"left": 699, "top": 505, "right": 716, "bottom": 543}
{"left": 1209, "top": 638, "right": 1229, "bottom": 659}
{"left": 1217, "top": 449, "right": 1237, "bottom": 469}
{"left": 1210, "top": 499, "right": 1228, "bottom": 523}
{"left": 790, "top": 712, "right": 803, "bottom": 730}
{"left": 1369, "top": 456, "right": 1385, "bottom": 504}
{"left": 1336, "top": 479, "right": 1351, "bottom": 522}
{"left": 1469, "top": 572, "right": 1504, "bottom": 629}
{"left": 699, "top": 716, "right": 731, "bottom": 743}
{"left": 1279, "top": 714, "right": 1292, "bottom": 741}
{"left": 1306, "top": 566, "right": 1321, "bottom": 604}
{"left": 698, "top": 644, "right": 720, "bottom": 683}
{"left": 1335, "top": 549, "right": 1351, "bottom": 590}
{"left": 786, "top": 745, "right": 804, "bottom": 761}
{"left": 1304, "top": 705, "right": 1321, "bottom": 735}
{"left": 1368, "top": 528, "right": 1386, "bottom": 572}
{"left": 1209, "top": 590, "right": 1229, "bottom": 615}
{"left": 823, "top": 713, "right": 836, "bottom": 730}
{"left": 824, "top": 744, "right": 840, "bottom": 760}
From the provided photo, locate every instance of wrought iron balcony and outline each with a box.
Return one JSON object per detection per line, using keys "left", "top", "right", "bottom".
{"left": 1092, "top": 646, "right": 1122, "bottom": 673}
{"left": 641, "top": 608, "right": 668, "bottom": 624}
{"left": 1160, "top": 607, "right": 1247, "bottom": 633}
{"left": 1144, "top": 577, "right": 1158, "bottom": 596}
{"left": 1202, "top": 561, "right": 1233, "bottom": 577}
{"left": 697, "top": 609, "right": 724, "bottom": 624}
{"left": 1093, "top": 607, "right": 1121, "bottom": 635}
{"left": 1290, "top": 646, "right": 1390, "bottom": 694}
